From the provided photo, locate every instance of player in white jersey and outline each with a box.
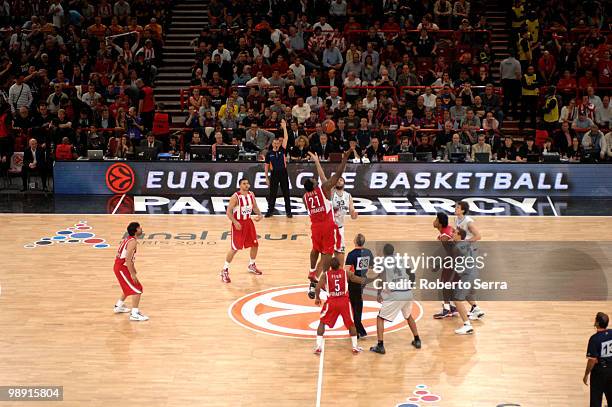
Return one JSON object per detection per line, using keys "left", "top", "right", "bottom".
{"left": 454, "top": 201, "right": 485, "bottom": 323}
{"left": 331, "top": 176, "right": 357, "bottom": 264}
{"left": 221, "top": 178, "right": 263, "bottom": 283}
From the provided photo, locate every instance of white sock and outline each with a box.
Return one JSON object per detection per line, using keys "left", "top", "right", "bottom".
{"left": 249, "top": 259, "right": 256, "bottom": 265}
{"left": 472, "top": 305, "right": 480, "bottom": 312}
{"left": 115, "top": 300, "right": 124, "bottom": 308}
{"left": 316, "top": 335, "right": 323, "bottom": 347}
{"left": 464, "top": 321, "right": 472, "bottom": 326}
{"left": 351, "top": 336, "right": 358, "bottom": 348}
{"left": 310, "top": 268, "right": 316, "bottom": 273}
{"left": 131, "top": 308, "right": 139, "bottom": 316}
{"left": 224, "top": 261, "right": 231, "bottom": 269}
{"left": 443, "top": 303, "right": 450, "bottom": 311}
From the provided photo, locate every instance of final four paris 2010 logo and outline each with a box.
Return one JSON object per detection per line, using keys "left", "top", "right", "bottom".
{"left": 24, "top": 221, "right": 110, "bottom": 249}
{"left": 229, "top": 284, "right": 423, "bottom": 339}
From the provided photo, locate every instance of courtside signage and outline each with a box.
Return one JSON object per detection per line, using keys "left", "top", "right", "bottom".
{"left": 54, "top": 161, "right": 612, "bottom": 197}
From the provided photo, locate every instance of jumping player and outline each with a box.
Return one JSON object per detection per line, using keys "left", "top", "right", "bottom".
{"left": 314, "top": 257, "right": 366, "bottom": 355}
{"left": 332, "top": 177, "right": 358, "bottom": 264}
{"left": 113, "top": 222, "right": 149, "bottom": 321}
{"left": 454, "top": 201, "right": 485, "bottom": 320}
{"left": 304, "top": 149, "right": 352, "bottom": 299}
{"left": 432, "top": 212, "right": 459, "bottom": 319}
{"left": 221, "top": 178, "right": 263, "bottom": 283}
{"left": 311, "top": 159, "right": 357, "bottom": 264}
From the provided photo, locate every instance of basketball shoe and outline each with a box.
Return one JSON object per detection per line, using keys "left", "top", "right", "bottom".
{"left": 248, "top": 263, "right": 263, "bottom": 275}
{"left": 221, "top": 268, "right": 231, "bottom": 283}
{"left": 113, "top": 305, "right": 131, "bottom": 314}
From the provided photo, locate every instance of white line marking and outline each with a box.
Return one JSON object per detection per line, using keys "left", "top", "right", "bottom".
{"left": 546, "top": 195, "right": 559, "bottom": 217}
{"left": 111, "top": 194, "right": 126, "bottom": 215}
{"left": 315, "top": 339, "right": 325, "bottom": 407}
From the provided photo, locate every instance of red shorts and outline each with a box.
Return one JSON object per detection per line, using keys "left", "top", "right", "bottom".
{"left": 311, "top": 220, "right": 340, "bottom": 255}
{"left": 114, "top": 264, "right": 143, "bottom": 297}
{"left": 231, "top": 219, "right": 258, "bottom": 250}
{"left": 320, "top": 296, "right": 354, "bottom": 328}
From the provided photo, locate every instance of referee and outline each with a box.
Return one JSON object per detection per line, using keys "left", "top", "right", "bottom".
{"left": 345, "top": 233, "right": 374, "bottom": 339}
{"left": 584, "top": 312, "right": 612, "bottom": 406}
{"left": 264, "top": 119, "right": 292, "bottom": 218}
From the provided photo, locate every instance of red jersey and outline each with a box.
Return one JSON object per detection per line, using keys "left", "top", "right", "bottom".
{"left": 232, "top": 191, "right": 255, "bottom": 221}
{"left": 304, "top": 186, "right": 334, "bottom": 224}
{"left": 437, "top": 226, "right": 454, "bottom": 240}
{"left": 325, "top": 267, "right": 348, "bottom": 299}
{"left": 115, "top": 236, "right": 136, "bottom": 266}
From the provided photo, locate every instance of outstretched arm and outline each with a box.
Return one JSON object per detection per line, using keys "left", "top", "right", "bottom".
{"left": 280, "top": 119, "right": 288, "bottom": 150}
{"left": 321, "top": 149, "right": 352, "bottom": 197}
{"left": 308, "top": 151, "right": 327, "bottom": 182}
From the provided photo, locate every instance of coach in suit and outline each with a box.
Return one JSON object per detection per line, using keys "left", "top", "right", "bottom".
{"left": 444, "top": 133, "right": 469, "bottom": 160}
{"left": 22, "top": 138, "right": 47, "bottom": 191}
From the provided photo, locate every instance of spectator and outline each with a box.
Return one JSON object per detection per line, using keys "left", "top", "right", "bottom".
{"left": 245, "top": 123, "right": 275, "bottom": 156}
{"left": 471, "top": 133, "right": 492, "bottom": 160}
{"left": 444, "top": 132, "right": 469, "bottom": 159}
{"left": 602, "top": 130, "right": 612, "bottom": 161}
{"left": 8, "top": 74, "right": 33, "bottom": 114}
{"left": 573, "top": 110, "right": 594, "bottom": 133}
{"left": 582, "top": 125, "right": 605, "bottom": 157}
{"left": 421, "top": 86, "right": 437, "bottom": 109}
{"left": 413, "top": 28, "right": 437, "bottom": 57}
{"left": 517, "top": 137, "right": 541, "bottom": 162}
{"left": 497, "top": 136, "right": 518, "bottom": 161}
{"left": 566, "top": 136, "right": 582, "bottom": 161}
{"left": 292, "top": 97, "right": 311, "bottom": 124}
{"left": 365, "top": 136, "right": 386, "bottom": 162}
{"left": 312, "top": 133, "right": 337, "bottom": 160}
{"left": 290, "top": 135, "right": 310, "bottom": 161}
{"left": 482, "top": 111, "right": 499, "bottom": 133}
{"left": 21, "top": 138, "right": 47, "bottom": 192}
{"left": 499, "top": 52, "right": 521, "bottom": 118}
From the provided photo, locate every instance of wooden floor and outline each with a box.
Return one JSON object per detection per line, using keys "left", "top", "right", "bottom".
{"left": 0, "top": 215, "right": 610, "bottom": 407}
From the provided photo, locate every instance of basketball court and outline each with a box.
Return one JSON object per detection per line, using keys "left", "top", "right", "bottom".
{"left": 1, "top": 211, "right": 610, "bottom": 406}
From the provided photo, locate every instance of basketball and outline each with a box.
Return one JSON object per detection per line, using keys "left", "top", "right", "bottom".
{"left": 324, "top": 120, "right": 336, "bottom": 134}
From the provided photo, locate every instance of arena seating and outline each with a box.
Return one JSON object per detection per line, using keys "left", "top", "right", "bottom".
{"left": 0, "top": 0, "right": 609, "bottom": 180}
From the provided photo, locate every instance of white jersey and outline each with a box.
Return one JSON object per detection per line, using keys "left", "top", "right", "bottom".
{"left": 332, "top": 189, "right": 351, "bottom": 227}
{"left": 455, "top": 215, "right": 475, "bottom": 240}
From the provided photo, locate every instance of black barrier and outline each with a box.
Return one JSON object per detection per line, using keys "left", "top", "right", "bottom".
{"left": 54, "top": 161, "right": 612, "bottom": 197}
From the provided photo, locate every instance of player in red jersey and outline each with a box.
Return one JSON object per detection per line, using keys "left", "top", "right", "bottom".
{"left": 303, "top": 149, "right": 352, "bottom": 299}
{"left": 432, "top": 212, "right": 460, "bottom": 319}
{"left": 314, "top": 257, "right": 367, "bottom": 355}
{"left": 113, "top": 222, "right": 148, "bottom": 321}
{"left": 221, "top": 177, "right": 264, "bottom": 283}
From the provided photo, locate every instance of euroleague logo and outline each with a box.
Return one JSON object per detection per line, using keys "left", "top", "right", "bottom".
{"left": 106, "top": 163, "right": 135, "bottom": 194}
{"left": 229, "top": 284, "right": 423, "bottom": 339}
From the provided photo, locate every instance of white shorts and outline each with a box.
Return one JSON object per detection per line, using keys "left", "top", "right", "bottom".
{"left": 378, "top": 299, "right": 413, "bottom": 322}
{"left": 335, "top": 225, "right": 345, "bottom": 253}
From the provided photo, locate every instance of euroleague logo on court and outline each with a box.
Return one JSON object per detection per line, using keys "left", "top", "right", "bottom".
{"left": 106, "top": 163, "right": 135, "bottom": 194}
{"left": 229, "top": 284, "right": 423, "bottom": 339}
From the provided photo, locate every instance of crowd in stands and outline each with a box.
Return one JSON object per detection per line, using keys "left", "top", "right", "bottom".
{"left": 0, "top": 0, "right": 611, "bottom": 192}
{"left": 0, "top": 0, "right": 170, "bottom": 190}
{"left": 179, "top": 0, "right": 611, "bottom": 164}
